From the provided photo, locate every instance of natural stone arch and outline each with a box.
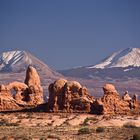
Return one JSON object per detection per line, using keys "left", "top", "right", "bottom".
{"left": 10, "top": 86, "right": 18, "bottom": 96}
{"left": 6, "top": 82, "right": 28, "bottom": 91}
{"left": 6, "top": 82, "right": 28, "bottom": 104}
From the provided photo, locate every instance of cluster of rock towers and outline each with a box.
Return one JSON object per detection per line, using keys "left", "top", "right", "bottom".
{"left": 0, "top": 66, "right": 139, "bottom": 115}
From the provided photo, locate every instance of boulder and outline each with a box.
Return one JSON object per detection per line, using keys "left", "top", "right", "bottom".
{"left": 103, "top": 84, "right": 118, "bottom": 94}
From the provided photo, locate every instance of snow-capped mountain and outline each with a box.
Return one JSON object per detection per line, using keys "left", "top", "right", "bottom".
{"left": 0, "top": 50, "right": 32, "bottom": 72}
{"left": 87, "top": 48, "right": 140, "bottom": 69}
{"left": 59, "top": 48, "right": 140, "bottom": 80}
{"left": 0, "top": 50, "right": 62, "bottom": 78}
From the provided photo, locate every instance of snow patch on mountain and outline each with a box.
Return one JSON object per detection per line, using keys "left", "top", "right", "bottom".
{"left": 87, "top": 48, "right": 140, "bottom": 69}
{"left": 0, "top": 50, "right": 31, "bottom": 65}
{"left": 0, "top": 50, "right": 32, "bottom": 72}
{"left": 123, "top": 68, "right": 134, "bottom": 72}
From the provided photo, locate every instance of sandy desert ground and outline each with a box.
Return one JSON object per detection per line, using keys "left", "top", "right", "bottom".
{"left": 0, "top": 112, "right": 140, "bottom": 140}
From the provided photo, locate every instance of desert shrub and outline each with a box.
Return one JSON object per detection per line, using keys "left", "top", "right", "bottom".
{"left": 83, "top": 118, "right": 90, "bottom": 125}
{"left": 90, "top": 127, "right": 96, "bottom": 133}
{"left": 5, "top": 122, "right": 19, "bottom": 126}
{"left": 83, "top": 117, "right": 98, "bottom": 126}
{"left": 16, "top": 137, "right": 31, "bottom": 140}
{"left": 78, "top": 127, "right": 91, "bottom": 134}
{"left": 16, "top": 138, "right": 29, "bottom": 140}
{"left": 17, "top": 115, "right": 26, "bottom": 119}
{"left": 96, "top": 127, "right": 104, "bottom": 133}
{"left": 132, "top": 134, "right": 140, "bottom": 140}
{"left": 89, "top": 117, "right": 98, "bottom": 121}
{"left": 27, "top": 112, "right": 33, "bottom": 118}
{"left": 0, "top": 119, "right": 18, "bottom": 126}
{"left": 39, "top": 138, "right": 47, "bottom": 140}
{"left": 1, "top": 137, "right": 8, "bottom": 140}
{"left": 0, "top": 119, "right": 7, "bottom": 126}
{"left": 2, "top": 137, "right": 30, "bottom": 140}
{"left": 123, "top": 122, "right": 137, "bottom": 128}
{"left": 48, "top": 134, "right": 60, "bottom": 140}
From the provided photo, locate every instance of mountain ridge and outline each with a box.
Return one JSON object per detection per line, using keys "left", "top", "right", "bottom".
{"left": 0, "top": 50, "right": 61, "bottom": 77}
{"left": 87, "top": 47, "right": 140, "bottom": 69}
{"left": 59, "top": 48, "right": 140, "bottom": 80}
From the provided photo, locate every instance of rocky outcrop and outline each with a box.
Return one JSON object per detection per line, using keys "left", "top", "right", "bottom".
{"left": 0, "top": 66, "right": 139, "bottom": 114}
{"left": 0, "top": 66, "right": 44, "bottom": 112}
{"left": 103, "top": 84, "right": 118, "bottom": 94}
{"left": 48, "top": 79, "right": 94, "bottom": 113}
{"left": 48, "top": 78, "right": 67, "bottom": 112}
{"left": 91, "top": 84, "right": 139, "bottom": 115}
{"left": 24, "top": 66, "right": 44, "bottom": 105}
{"left": 131, "top": 94, "right": 139, "bottom": 109}
{"left": 6, "top": 82, "right": 28, "bottom": 104}
{"left": 0, "top": 85, "right": 21, "bottom": 111}
{"left": 122, "top": 91, "right": 132, "bottom": 102}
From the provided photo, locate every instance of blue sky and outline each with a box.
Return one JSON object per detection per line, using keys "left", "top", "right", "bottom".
{"left": 0, "top": 0, "right": 140, "bottom": 69}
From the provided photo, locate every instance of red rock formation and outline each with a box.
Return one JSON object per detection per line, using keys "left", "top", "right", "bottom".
{"left": 91, "top": 99, "right": 104, "bottom": 115}
{"left": 122, "top": 91, "right": 132, "bottom": 102}
{"left": 48, "top": 79, "right": 94, "bottom": 113}
{"left": 0, "top": 85, "right": 21, "bottom": 111}
{"left": 6, "top": 82, "right": 28, "bottom": 104}
{"left": 48, "top": 78, "right": 67, "bottom": 112}
{"left": 0, "top": 66, "right": 44, "bottom": 112}
{"left": 91, "top": 84, "right": 139, "bottom": 115}
{"left": 0, "top": 65, "right": 139, "bottom": 114}
{"left": 131, "top": 94, "right": 139, "bottom": 109}
{"left": 24, "top": 66, "right": 44, "bottom": 105}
